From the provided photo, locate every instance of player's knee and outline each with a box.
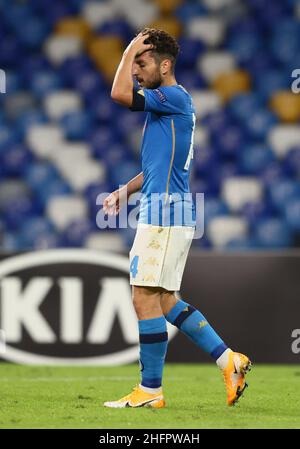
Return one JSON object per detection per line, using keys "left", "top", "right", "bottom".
{"left": 132, "top": 286, "right": 162, "bottom": 317}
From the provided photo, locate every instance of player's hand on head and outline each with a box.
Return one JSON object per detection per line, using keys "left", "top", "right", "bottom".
{"left": 125, "top": 33, "right": 153, "bottom": 56}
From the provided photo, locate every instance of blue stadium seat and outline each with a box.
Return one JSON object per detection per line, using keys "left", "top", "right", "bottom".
{"left": 259, "top": 162, "right": 286, "bottom": 188}
{"left": 60, "top": 110, "right": 95, "bottom": 140}
{"left": 243, "top": 109, "right": 277, "bottom": 140}
{"left": 177, "top": 37, "right": 204, "bottom": 68}
{"left": 284, "top": 197, "right": 300, "bottom": 232}
{"left": 36, "top": 179, "right": 72, "bottom": 208}
{"left": 29, "top": 69, "right": 63, "bottom": 98}
{"left": 5, "top": 70, "right": 23, "bottom": 94}
{"left": 97, "top": 19, "right": 134, "bottom": 42}
{"left": 253, "top": 218, "right": 293, "bottom": 249}
{"left": 89, "top": 128, "right": 124, "bottom": 159}
{"left": 19, "top": 216, "right": 56, "bottom": 248}
{"left": 61, "top": 218, "right": 95, "bottom": 247}
{"left": 73, "top": 68, "right": 106, "bottom": 100}
{"left": 268, "top": 179, "right": 300, "bottom": 211}
{"left": 14, "top": 16, "right": 49, "bottom": 49}
{"left": 0, "top": 36, "right": 21, "bottom": 67}
{"left": 254, "top": 69, "right": 290, "bottom": 100}
{"left": 0, "top": 124, "right": 20, "bottom": 155}
{"left": 175, "top": 2, "right": 207, "bottom": 23}
{"left": 283, "top": 147, "right": 300, "bottom": 177}
{"left": 193, "top": 146, "right": 218, "bottom": 177}
{"left": 228, "top": 93, "right": 263, "bottom": 122}
{"left": 16, "top": 109, "right": 48, "bottom": 137}
{"left": 238, "top": 144, "right": 276, "bottom": 175}
{"left": 2, "top": 195, "right": 38, "bottom": 231}
{"left": 110, "top": 161, "right": 141, "bottom": 187}
{"left": 212, "top": 125, "right": 245, "bottom": 159}
{"left": 59, "top": 55, "right": 92, "bottom": 85}
{"left": 204, "top": 197, "right": 229, "bottom": 225}
{"left": 1, "top": 143, "right": 33, "bottom": 176}
{"left": 226, "top": 30, "right": 261, "bottom": 63}
{"left": 25, "top": 162, "right": 60, "bottom": 191}
{"left": 241, "top": 200, "right": 274, "bottom": 229}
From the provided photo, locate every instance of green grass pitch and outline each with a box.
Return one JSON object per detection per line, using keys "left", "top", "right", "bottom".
{"left": 1, "top": 363, "right": 300, "bottom": 429}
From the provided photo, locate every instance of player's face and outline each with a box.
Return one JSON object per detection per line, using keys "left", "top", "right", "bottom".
{"left": 132, "top": 51, "right": 162, "bottom": 89}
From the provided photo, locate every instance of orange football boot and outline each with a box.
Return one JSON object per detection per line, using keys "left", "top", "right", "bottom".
{"left": 104, "top": 385, "right": 165, "bottom": 408}
{"left": 222, "top": 351, "right": 252, "bottom": 406}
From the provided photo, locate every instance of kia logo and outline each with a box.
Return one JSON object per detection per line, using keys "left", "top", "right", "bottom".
{"left": 0, "top": 249, "right": 177, "bottom": 365}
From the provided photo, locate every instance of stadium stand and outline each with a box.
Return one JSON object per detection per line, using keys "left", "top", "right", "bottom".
{"left": 0, "top": 0, "right": 300, "bottom": 251}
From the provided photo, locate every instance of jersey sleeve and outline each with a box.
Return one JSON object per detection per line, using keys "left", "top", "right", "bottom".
{"left": 143, "top": 87, "right": 186, "bottom": 115}
{"left": 129, "top": 88, "right": 146, "bottom": 112}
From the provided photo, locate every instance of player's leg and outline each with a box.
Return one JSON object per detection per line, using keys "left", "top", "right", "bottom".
{"left": 104, "top": 285, "right": 167, "bottom": 408}
{"left": 133, "top": 285, "right": 168, "bottom": 400}
{"left": 104, "top": 223, "right": 169, "bottom": 409}
{"left": 161, "top": 291, "right": 252, "bottom": 406}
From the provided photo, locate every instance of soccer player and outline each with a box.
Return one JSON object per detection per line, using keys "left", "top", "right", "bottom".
{"left": 103, "top": 29, "right": 251, "bottom": 408}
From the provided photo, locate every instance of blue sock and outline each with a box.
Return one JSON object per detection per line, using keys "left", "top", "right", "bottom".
{"left": 138, "top": 316, "right": 168, "bottom": 388}
{"left": 166, "top": 300, "right": 227, "bottom": 360}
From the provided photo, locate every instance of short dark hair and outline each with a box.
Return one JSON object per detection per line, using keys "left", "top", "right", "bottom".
{"left": 140, "top": 28, "right": 180, "bottom": 72}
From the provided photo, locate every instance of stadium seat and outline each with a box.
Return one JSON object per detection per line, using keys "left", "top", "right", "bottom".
{"left": 55, "top": 17, "right": 92, "bottom": 44}
{"left": 2, "top": 195, "right": 38, "bottom": 231}
{"left": 198, "top": 51, "right": 236, "bottom": 83}
{"left": 268, "top": 178, "right": 300, "bottom": 212}
{"left": 212, "top": 69, "right": 251, "bottom": 102}
{"left": 26, "top": 124, "right": 64, "bottom": 158}
{"left": 238, "top": 144, "right": 275, "bottom": 175}
{"left": 190, "top": 90, "right": 222, "bottom": 118}
{"left": 86, "top": 231, "right": 125, "bottom": 252}
{"left": 148, "top": 17, "right": 182, "bottom": 39}
{"left": 222, "top": 177, "right": 263, "bottom": 211}
{"left": 82, "top": 1, "right": 117, "bottom": 29}
{"left": 119, "top": 0, "right": 158, "bottom": 30}
{"left": 44, "top": 90, "right": 82, "bottom": 121}
{"left": 253, "top": 218, "right": 293, "bottom": 249}
{"left": 284, "top": 197, "right": 300, "bottom": 231}
{"left": 203, "top": 197, "right": 229, "bottom": 225}
{"left": 268, "top": 125, "right": 300, "bottom": 158}
{"left": 44, "top": 35, "right": 83, "bottom": 66}
{"left": 242, "top": 108, "right": 277, "bottom": 140}
{"left": 61, "top": 218, "right": 95, "bottom": 247}
{"left": 1, "top": 143, "right": 33, "bottom": 176}
{"left": 208, "top": 216, "right": 248, "bottom": 248}
{"left": 187, "top": 17, "right": 225, "bottom": 47}
{"left": 4, "top": 92, "right": 36, "bottom": 121}
{"left": 270, "top": 91, "right": 300, "bottom": 122}
{"left": 46, "top": 195, "right": 88, "bottom": 231}
{"left": 283, "top": 147, "right": 300, "bottom": 176}
{"left": 0, "top": 180, "right": 30, "bottom": 210}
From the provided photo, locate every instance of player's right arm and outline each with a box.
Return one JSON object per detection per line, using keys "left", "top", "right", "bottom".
{"left": 103, "top": 172, "right": 144, "bottom": 216}
{"left": 111, "top": 33, "right": 152, "bottom": 107}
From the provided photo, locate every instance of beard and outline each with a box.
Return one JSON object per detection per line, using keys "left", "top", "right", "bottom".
{"left": 144, "top": 72, "right": 163, "bottom": 89}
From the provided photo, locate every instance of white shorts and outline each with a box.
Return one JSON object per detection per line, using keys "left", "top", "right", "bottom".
{"left": 129, "top": 224, "right": 195, "bottom": 291}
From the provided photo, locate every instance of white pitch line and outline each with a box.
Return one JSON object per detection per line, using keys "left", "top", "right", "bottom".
{"left": 0, "top": 376, "right": 185, "bottom": 382}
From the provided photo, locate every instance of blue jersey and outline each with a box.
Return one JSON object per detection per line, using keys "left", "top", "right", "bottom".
{"left": 137, "top": 84, "right": 196, "bottom": 227}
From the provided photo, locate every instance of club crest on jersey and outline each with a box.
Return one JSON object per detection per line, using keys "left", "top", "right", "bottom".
{"left": 154, "top": 88, "right": 167, "bottom": 103}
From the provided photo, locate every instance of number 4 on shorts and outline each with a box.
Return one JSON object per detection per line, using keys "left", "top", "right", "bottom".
{"left": 130, "top": 255, "right": 139, "bottom": 278}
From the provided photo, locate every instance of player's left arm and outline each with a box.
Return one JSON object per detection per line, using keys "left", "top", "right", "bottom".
{"left": 111, "top": 33, "right": 152, "bottom": 107}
